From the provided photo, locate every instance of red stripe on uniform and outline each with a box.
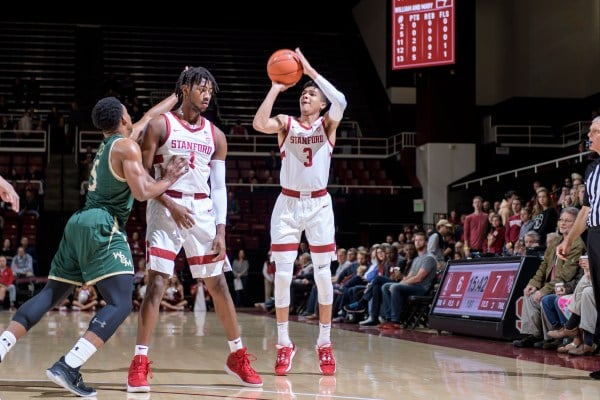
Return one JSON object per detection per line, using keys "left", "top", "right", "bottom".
{"left": 188, "top": 254, "right": 221, "bottom": 265}
{"left": 148, "top": 247, "right": 177, "bottom": 261}
{"left": 309, "top": 243, "right": 336, "bottom": 253}
{"left": 154, "top": 154, "right": 164, "bottom": 164}
{"left": 271, "top": 243, "right": 300, "bottom": 252}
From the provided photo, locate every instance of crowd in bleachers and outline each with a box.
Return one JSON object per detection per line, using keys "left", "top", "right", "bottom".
{"left": 248, "top": 168, "right": 600, "bottom": 357}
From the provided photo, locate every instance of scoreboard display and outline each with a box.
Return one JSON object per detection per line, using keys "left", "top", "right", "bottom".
{"left": 428, "top": 256, "right": 541, "bottom": 340}
{"left": 391, "top": 0, "right": 455, "bottom": 70}
{"left": 432, "top": 261, "right": 519, "bottom": 320}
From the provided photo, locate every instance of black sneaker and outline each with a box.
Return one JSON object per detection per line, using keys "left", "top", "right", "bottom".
{"left": 46, "top": 356, "right": 97, "bottom": 397}
{"left": 513, "top": 335, "right": 542, "bottom": 348}
{"left": 344, "top": 302, "right": 366, "bottom": 314}
{"left": 590, "top": 369, "right": 600, "bottom": 379}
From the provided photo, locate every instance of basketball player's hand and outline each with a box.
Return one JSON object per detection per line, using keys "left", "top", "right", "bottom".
{"left": 211, "top": 230, "right": 226, "bottom": 262}
{"left": 272, "top": 81, "right": 294, "bottom": 92}
{"left": 556, "top": 241, "right": 570, "bottom": 260}
{"left": 162, "top": 156, "right": 189, "bottom": 183}
{"left": 170, "top": 202, "right": 195, "bottom": 229}
{"left": 295, "top": 48, "right": 316, "bottom": 77}
{"left": 0, "top": 176, "right": 19, "bottom": 212}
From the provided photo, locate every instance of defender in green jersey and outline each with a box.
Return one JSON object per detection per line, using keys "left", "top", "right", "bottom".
{"left": 0, "top": 95, "right": 188, "bottom": 397}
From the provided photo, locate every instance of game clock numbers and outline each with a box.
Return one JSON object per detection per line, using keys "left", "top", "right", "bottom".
{"left": 391, "top": 0, "right": 455, "bottom": 70}
{"left": 434, "top": 262, "right": 519, "bottom": 319}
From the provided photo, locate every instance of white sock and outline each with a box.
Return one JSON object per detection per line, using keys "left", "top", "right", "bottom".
{"left": 0, "top": 331, "right": 16, "bottom": 361}
{"left": 317, "top": 323, "right": 331, "bottom": 347}
{"left": 135, "top": 345, "right": 149, "bottom": 356}
{"left": 228, "top": 337, "right": 244, "bottom": 353}
{"left": 277, "top": 322, "right": 292, "bottom": 347}
{"left": 64, "top": 338, "right": 97, "bottom": 369}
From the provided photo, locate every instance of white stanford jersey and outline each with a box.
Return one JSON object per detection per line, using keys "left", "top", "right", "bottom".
{"left": 153, "top": 112, "right": 216, "bottom": 195}
{"left": 279, "top": 116, "right": 333, "bottom": 191}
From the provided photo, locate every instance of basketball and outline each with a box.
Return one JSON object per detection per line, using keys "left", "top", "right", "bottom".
{"left": 267, "top": 49, "right": 303, "bottom": 85}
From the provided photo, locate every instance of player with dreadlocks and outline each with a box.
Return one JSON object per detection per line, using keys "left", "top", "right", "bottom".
{"left": 127, "top": 67, "right": 263, "bottom": 392}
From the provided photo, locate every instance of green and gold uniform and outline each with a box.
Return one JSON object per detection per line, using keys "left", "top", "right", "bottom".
{"left": 49, "top": 135, "right": 134, "bottom": 285}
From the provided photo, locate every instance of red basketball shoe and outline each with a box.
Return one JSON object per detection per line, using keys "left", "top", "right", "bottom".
{"left": 127, "top": 355, "right": 153, "bottom": 393}
{"left": 274, "top": 343, "right": 297, "bottom": 376}
{"left": 316, "top": 343, "right": 336, "bottom": 375}
{"left": 225, "top": 348, "right": 263, "bottom": 387}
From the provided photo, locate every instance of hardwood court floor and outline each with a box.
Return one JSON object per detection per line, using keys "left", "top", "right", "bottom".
{"left": 0, "top": 309, "right": 599, "bottom": 399}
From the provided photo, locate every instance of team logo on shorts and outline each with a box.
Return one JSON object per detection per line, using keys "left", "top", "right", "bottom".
{"left": 112, "top": 251, "right": 133, "bottom": 267}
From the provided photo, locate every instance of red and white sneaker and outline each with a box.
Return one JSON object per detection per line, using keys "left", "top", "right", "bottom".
{"left": 127, "top": 355, "right": 153, "bottom": 393}
{"left": 316, "top": 344, "right": 336, "bottom": 375}
{"left": 274, "top": 343, "right": 297, "bottom": 376}
{"left": 225, "top": 348, "right": 263, "bottom": 387}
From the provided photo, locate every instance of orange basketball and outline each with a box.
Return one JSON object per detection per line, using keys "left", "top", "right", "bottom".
{"left": 267, "top": 49, "right": 303, "bottom": 85}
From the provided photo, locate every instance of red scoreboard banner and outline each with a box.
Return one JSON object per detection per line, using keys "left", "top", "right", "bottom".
{"left": 391, "top": 0, "right": 455, "bottom": 70}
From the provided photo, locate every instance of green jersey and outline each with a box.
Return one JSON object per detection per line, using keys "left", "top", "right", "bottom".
{"left": 85, "top": 134, "right": 133, "bottom": 227}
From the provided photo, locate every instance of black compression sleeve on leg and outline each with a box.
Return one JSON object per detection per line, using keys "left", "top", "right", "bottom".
{"left": 12, "top": 280, "right": 73, "bottom": 330}
{"left": 88, "top": 274, "right": 133, "bottom": 342}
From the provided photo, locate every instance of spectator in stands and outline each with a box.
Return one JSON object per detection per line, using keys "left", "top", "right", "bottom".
{"left": 129, "top": 231, "right": 144, "bottom": 257}
{"left": 227, "top": 190, "right": 240, "bottom": 216}
{"left": 80, "top": 146, "right": 95, "bottom": 178}
{"left": 0, "top": 256, "right": 16, "bottom": 311}
{"left": 0, "top": 239, "right": 16, "bottom": 262}
{"left": 349, "top": 245, "right": 405, "bottom": 326}
{"left": 513, "top": 207, "right": 584, "bottom": 349}
{"left": 379, "top": 232, "right": 437, "bottom": 329}
{"left": 71, "top": 284, "right": 102, "bottom": 312}
{"left": 160, "top": 275, "right": 188, "bottom": 311}
{"left": 266, "top": 149, "right": 281, "bottom": 172}
{"left": 291, "top": 252, "right": 315, "bottom": 315}
{"left": 229, "top": 119, "right": 249, "bottom": 140}
{"left": 190, "top": 278, "right": 212, "bottom": 312}
{"left": 0, "top": 115, "right": 11, "bottom": 130}
{"left": 331, "top": 249, "right": 369, "bottom": 322}
{"left": 527, "top": 180, "right": 543, "bottom": 210}
{"left": 519, "top": 207, "right": 535, "bottom": 242}
{"left": 483, "top": 214, "right": 505, "bottom": 256}
{"left": 463, "top": 196, "right": 489, "bottom": 258}
{"left": 133, "top": 272, "right": 149, "bottom": 312}
{"left": 547, "top": 255, "right": 596, "bottom": 355}
{"left": 262, "top": 250, "right": 275, "bottom": 303}
{"left": 531, "top": 186, "right": 559, "bottom": 244}
{"left": 19, "top": 237, "right": 37, "bottom": 267}
{"left": 232, "top": 249, "right": 249, "bottom": 308}
{"left": 17, "top": 109, "right": 32, "bottom": 132}
{"left": 428, "top": 219, "right": 453, "bottom": 268}
{"left": 11, "top": 246, "right": 33, "bottom": 278}
{"left": 504, "top": 196, "right": 523, "bottom": 255}
{"left": 133, "top": 258, "right": 147, "bottom": 288}
{"left": 448, "top": 209, "right": 461, "bottom": 227}
{"left": 499, "top": 190, "right": 517, "bottom": 227}
{"left": 18, "top": 187, "right": 40, "bottom": 218}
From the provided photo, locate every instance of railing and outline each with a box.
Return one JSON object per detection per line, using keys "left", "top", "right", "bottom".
{"left": 450, "top": 150, "right": 592, "bottom": 190}
{"left": 0, "top": 130, "right": 47, "bottom": 152}
{"left": 78, "top": 130, "right": 417, "bottom": 159}
{"left": 493, "top": 120, "right": 590, "bottom": 148}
